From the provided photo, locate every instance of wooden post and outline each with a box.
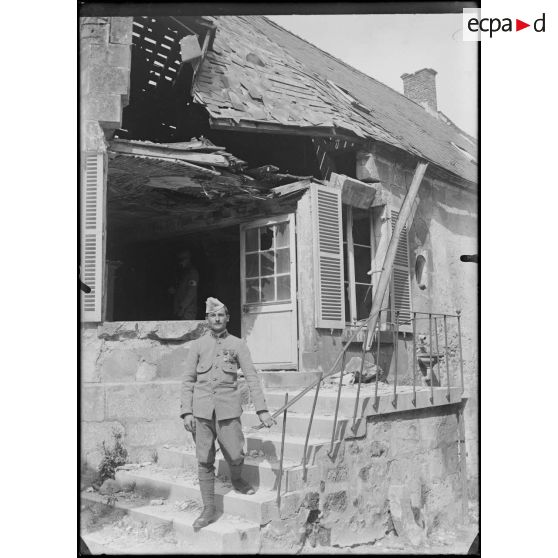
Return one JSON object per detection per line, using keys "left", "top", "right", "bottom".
{"left": 364, "top": 161, "right": 428, "bottom": 349}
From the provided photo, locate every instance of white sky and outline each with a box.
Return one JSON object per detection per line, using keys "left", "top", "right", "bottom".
{"left": 268, "top": 14, "right": 478, "bottom": 138}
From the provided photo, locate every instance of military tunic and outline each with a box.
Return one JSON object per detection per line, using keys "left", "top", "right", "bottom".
{"left": 180, "top": 329, "right": 268, "bottom": 465}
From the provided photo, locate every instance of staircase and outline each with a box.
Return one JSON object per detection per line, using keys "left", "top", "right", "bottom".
{"left": 80, "top": 384, "right": 351, "bottom": 554}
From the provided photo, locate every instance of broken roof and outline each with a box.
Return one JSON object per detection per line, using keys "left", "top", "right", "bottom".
{"left": 192, "top": 16, "right": 477, "bottom": 185}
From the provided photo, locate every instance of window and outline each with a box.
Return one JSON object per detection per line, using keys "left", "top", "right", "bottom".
{"left": 244, "top": 221, "right": 291, "bottom": 304}
{"left": 341, "top": 205, "right": 412, "bottom": 329}
{"left": 342, "top": 205, "right": 373, "bottom": 323}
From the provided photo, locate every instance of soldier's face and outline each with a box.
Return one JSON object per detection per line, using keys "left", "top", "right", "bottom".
{"left": 207, "top": 310, "right": 229, "bottom": 332}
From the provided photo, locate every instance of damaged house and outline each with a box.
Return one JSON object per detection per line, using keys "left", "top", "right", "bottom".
{"left": 80, "top": 14, "right": 478, "bottom": 553}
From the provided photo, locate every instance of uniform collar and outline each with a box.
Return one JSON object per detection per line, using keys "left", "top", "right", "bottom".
{"left": 210, "top": 329, "right": 228, "bottom": 339}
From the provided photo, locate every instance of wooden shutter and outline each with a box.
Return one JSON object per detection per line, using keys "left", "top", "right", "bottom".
{"left": 390, "top": 210, "right": 412, "bottom": 326}
{"left": 311, "top": 183, "right": 345, "bottom": 329}
{"left": 80, "top": 152, "right": 106, "bottom": 322}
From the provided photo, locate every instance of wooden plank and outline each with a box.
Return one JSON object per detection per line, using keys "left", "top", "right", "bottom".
{"left": 110, "top": 142, "right": 230, "bottom": 167}
{"left": 364, "top": 162, "right": 428, "bottom": 349}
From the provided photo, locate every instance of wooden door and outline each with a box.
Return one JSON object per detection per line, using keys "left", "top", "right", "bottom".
{"left": 240, "top": 214, "right": 298, "bottom": 369}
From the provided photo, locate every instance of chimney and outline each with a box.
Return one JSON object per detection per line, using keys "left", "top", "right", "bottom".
{"left": 400, "top": 68, "right": 438, "bottom": 116}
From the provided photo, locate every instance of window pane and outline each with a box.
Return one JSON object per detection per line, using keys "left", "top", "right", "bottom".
{"left": 344, "top": 282, "right": 350, "bottom": 322}
{"left": 260, "top": 226, "right": 274, "bottom": 251}
{"left": 277, "top": 275, "right": 291, "bottom": 301}
{"left": 245, "top": 253, "right": 259, "bottom": 278}
{"left": 352, "top": 208, "right": 371, "bottom": 246}
{"left": 276, "top": 248, "right": 290, "bottom": 274}
{"left": 260, "top": 251, "right": 274, "bottom": 276}
{"left": 355, "top": 283, "right": 372, "bottom": 320}
{"left": 275, "top": 222, "right": 290, "bottom": 247}
{"left": 246, "top": 279, "right": 259, "bottom": 303}
{"left": 261, "top": 277, "right": 275, "bottom": 302}
{"left": 354, "top": 245, "right": 372, "bottom": 283}
{"left": 343, "top": 243, "right": 348, "bottom": 280}
{"left": 246, "top": 228, "right": 258, "bottom": 252}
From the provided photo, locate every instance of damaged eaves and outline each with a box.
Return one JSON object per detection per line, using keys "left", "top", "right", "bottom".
{"left": 106, "top": 137, "right": 315, "bottom": 244}
{"left": 192, "top": 15, "right": 478, "bottom": 186}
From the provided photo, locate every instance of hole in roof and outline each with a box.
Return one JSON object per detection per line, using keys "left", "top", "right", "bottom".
{"left": 450, "top": 142, "right": 477, "bottom": 163}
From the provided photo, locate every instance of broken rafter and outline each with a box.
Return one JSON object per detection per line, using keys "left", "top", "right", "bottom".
{"left": 110, "top": 141, "right": 231, "bottom": 168}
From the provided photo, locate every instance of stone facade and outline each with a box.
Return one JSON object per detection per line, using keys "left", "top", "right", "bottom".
{"left": 260, "top": 403, "right": 465, "bottom": 551}
{"left": 80, "top": 16, "right": 133, "bottom": 152}
{"left": 81, "top": 321, "right": 207, "bottom": 471}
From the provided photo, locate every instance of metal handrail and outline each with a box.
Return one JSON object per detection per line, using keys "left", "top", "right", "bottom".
{"left": 276, "top": 393, "right": 288, "bottom": 509}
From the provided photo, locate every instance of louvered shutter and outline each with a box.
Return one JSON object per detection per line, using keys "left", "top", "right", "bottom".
{"left": 311, "top": 183, "right": 345, "bottom": 329}
{"left": 390, "top": 210, "right": 412, "bottom": 327}
{"left": 80, "top": 152, "right": 106, "bottom": 322}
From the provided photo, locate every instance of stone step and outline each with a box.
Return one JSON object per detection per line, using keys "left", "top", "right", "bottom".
{"left": 244, "top": 430, "right": 340, "bottom": 464}
{"left": 157, "top": 446, "right": 320, "bottom": 493}
{"left": 241, "top": 409, "right": 351, "bottom": 440}
{"left": 264, "top": 384, "right": 389, "bottom": 416}
{"left": 114, "top": 465, "right": 299, "bottom": 525}
{"left": 81, "top": 491, "right": 260, "bottom": 553}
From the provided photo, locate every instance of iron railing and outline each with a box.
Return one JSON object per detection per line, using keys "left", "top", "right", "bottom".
{"left": 254, "top": 309, "right": 466, "bottom": 511}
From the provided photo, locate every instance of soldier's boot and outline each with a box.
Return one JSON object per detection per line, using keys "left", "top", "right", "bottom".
{"left": 193, "top": 465, "right": 217, "bottom": 529}
{"left": 230, "top": 463, "right": 255, "bottom": 495}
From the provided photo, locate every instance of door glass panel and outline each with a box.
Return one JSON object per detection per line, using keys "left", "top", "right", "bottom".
{"left": 260, "top": 251, "right": 275, "bottom": 276}
{"left": 277, "top": 275, "right": 291, "bottom": 301}
{"left": 261, "top": 277, "right": 275, "bottom": 302}
{"left": 260, "top": 227, "right": 274, "bottom": 251}
{"left": 276, "top": 248, "right": 290, "bottom": 274}
{"left": 275, "top": 221, "right": 290, "bottom": 247}
{"left": 245, "top": 254, "right": 259, "bottom": 278}
{"left": 246, "top": 228, "right": 258, "bottom": 252}
{"left": 246, "top": 279, "right": 259, "bottom": 303}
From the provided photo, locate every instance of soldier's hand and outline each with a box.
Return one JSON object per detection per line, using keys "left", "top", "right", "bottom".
{"left": 257, "top": 411, "right": 276, "bottom": 428}
{"left": 183, "top": 414, "right": 195, "bottom": 433}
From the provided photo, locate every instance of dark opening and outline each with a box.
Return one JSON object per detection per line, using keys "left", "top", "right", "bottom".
{"left": 108, "top": 226, "right": 241, "bottom": 336}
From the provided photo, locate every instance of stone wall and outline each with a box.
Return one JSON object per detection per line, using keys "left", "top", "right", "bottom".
{"left": 296, "top": 149, "right": 478, "bottom": 500}
{"left": 261, "top": 403, "right": 465, "bottom": 551}
{"left": 80, "top": 16, "right": 133, "bottom": 151}
{"left": 81, "top": 321, "right": 207, "bottom": 471}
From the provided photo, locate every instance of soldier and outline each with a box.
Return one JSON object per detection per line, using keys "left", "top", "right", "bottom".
{"left": 180, "top": 297, "right": 275, "bottom": 529}
{"left": 169, "top": 249, "right": 199, "bottom": 320}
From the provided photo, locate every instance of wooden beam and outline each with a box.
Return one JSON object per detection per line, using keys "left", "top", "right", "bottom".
{"left": 364, "top": 161, "right": 428, "bottom": 349}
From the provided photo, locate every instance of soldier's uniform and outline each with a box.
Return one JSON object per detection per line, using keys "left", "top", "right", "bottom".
{"left": 179, "top": 328, "right": 268, "bottom": 466}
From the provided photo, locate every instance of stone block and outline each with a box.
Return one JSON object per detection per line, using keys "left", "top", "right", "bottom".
{"left": 150, "top": 321, "right": 206, "bottom": 341}
{"left": 329, "top": 516, "right": 385, "bottom": 547}
{"left": 82, "top": 94, "right": 123, "bottom": 127}
{"left": 83, "top": 448, "right": 104, "bottom": 470}
{"left": 124, "top": 418, "right": 185, "bottom": 447}
{"left": 86, "top": 65, "right": 130, "bottom": 96}
{"left": 97, "top": 322, "right": 138, "bottom": 340}
{"left": 110, "top": 17, "right": 133, "bottom": 45}
{"left": 80, "top": 20, "right": 110, "bottom": 44}
{"left": 105, "top": 382, "right": 180, "bottom": 420}
{"left": 82, "top": 385, "right": 105, "bottom": 421}
{"left": 323, "top": 491, "right": 347, "bottom": 513}
{"left": 356, "top": 151, "right": 381, "bottom": 183}
{"left": 81, "top": 331, "right": 103, "bottom": 383}
{"left": 81, "top": 421, "right": 124, "bottom": 453}
{"left": 388, "top": 485, "right": 427, "bottom": 547}
{"left": 136, "top": 361, "right": 158, "bottom": 381}
{"left": 157, "top": 347, "right": 191, "bottom": 378}
{"left": 81, "top": 120, "right": 106, "bottom": 152}
{"left": 89, "top": 43, "right": 131, "bottom": 68}
{"left": 99, "top": 348, "right": 139, "bottom": 381}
